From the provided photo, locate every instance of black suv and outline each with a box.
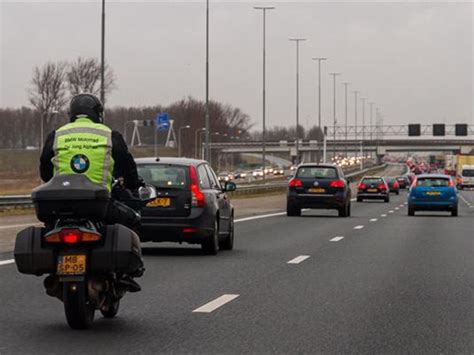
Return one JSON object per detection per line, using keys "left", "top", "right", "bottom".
{"left": 356, "top": 176, "right": 390, "bottom": 202}
{"left": 136, "top": 157, "right": 236, "bottom": 255}
{"left": 287, "top": 164, "right": 351, "bottom": 217}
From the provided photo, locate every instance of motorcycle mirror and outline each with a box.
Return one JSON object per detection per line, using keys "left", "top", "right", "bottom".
{"left": 138, "top": 185, "right": 157, "bottom": 201}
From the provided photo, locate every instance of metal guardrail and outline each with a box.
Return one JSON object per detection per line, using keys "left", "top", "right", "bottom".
{"left": 0, "top": 164, "right": 388, "bottom": 209}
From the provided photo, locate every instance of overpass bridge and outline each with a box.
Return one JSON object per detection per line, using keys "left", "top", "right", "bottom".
{"left": 211, "top": 139, "right": 474, "bottom": 164}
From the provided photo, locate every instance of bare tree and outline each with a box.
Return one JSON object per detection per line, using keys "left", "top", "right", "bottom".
{"left": 28, "top": 61, "right": 68, "bottom": 147}
{"left": 67, "top": 57, "right": 116, "bottom": 101}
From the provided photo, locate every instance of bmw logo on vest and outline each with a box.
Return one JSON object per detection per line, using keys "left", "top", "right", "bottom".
{"left": 70, "top": 154, "right": 90, "bottom": 174}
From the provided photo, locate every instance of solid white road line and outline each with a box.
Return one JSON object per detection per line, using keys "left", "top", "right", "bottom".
{"left": 381, "top": 214, "right": 387, "bottom": 217}
{"left": 287, "top": 255, "right": 310, "bottom": 264}
{"left": 330, "top": 236, "right": 344, "bottom": 242}
{"left": 193, "top": 294, "right": 239, "bottom": 313}
{"left": 235, "top": 212, "right": 286, "bottom": 223}
{"left": 353, "top": 225, "right": 364, "bottom": 230}
{"left": 0, "top": 259, "right": 14, "bottom": 266}
{"left": 369, "top": 218, "right": 378, "bottom": 222}
{"left": 0, "top": 223, "right": 40, "bottom": 230}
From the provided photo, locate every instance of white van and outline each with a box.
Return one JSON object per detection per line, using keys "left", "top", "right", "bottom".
{"left": 459, "top": 165, "right": 474, "bottom": 189}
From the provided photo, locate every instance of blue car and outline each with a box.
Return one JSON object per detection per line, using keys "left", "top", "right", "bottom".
{"left": 408, "top": 174, "right": 458, "bottom": 216}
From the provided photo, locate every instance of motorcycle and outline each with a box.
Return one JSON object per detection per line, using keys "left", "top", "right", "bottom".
{"left": 14, "top": 174, "right": 156, "bottom": 329}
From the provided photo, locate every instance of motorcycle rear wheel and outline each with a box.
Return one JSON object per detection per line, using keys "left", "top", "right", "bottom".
{"left": 63, "top": 281, "right": 95, "bottom": 329}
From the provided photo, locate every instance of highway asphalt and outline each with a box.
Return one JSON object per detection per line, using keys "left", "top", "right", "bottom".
{"left": 0, "top": 171, "right": 473, "bottom": 353}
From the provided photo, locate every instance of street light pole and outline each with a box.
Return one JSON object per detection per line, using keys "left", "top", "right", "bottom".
{"left": 178, "top": 125, "right": 191, "bottom": 157}
{"left": 204, "top": 0, "right": 210, "bottom": 162}
{"left": 289, "top": 38, "right": 306, "bottom": 164}
{"left": 368, "top": 102, "right": 374, "bottom": 143}
{"left": 361, "top": 97, "right": 366, "bottom": 165}
{"left": 254, "top": 6, "right": 275, "bottom": 181}
{"left": 329, "top": 73, "right": 341, "bottom": 159}
{"left": 312, "top": 57, "right": 327, "bottom": 162}
{"left": 100, "top": 0, "right": 105, "bottom": 106}
{"left": 195, "top": 128, "right": 206, "bottom": 159}
{"left": 342, "top": 82, "right": 350, "bottom": 157}
{"left": 353, "top": 90, "right": 359, "bottom": 147}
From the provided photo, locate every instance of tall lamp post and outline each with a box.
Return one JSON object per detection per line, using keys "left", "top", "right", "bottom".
{"left": 254, "top": 6, "right": 275, "bottom": 181}
{"left": 289, "top": 37, "right": 306, "bottom": 164}
{"left": 361, "top": 97, "right": 366, "bottom": 166}
{"left": 195, "top": 128, "right": 206, "bottom": 159}
{"left": 312, "top": 57, "right": 327, "bottom": 162}
{"left": 368, "top": 102, "right": 374, "bottom": 159}
{"left": 100, "top": 0, "right": 106, "bottom": 106}
{"left": 329, "top": 72, "right": 341, "bottom": 159}
{"left": 178, "top": 125, "right": 191, "bottom": 157}
{"left": 342, "top": 82, "right": 350, "bottom": 157}
{"left": 353, "top": 90, "right": 359, "bottom": 149}
{"left": 204, "top": 0, "right": 210, "bottom": 162}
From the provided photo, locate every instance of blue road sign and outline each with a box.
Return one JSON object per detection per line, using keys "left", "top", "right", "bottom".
{"left": 156, "top": 113, "right": 170, "bottom": 132}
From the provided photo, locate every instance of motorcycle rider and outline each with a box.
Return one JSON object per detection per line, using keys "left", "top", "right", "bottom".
{"left": 39, "top": 93, "right": 144, "bottom": 291}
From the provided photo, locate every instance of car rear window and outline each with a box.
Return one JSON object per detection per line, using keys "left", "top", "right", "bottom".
{"left": 385, "top": 177, "right": 395, "bottom": 182}
{"left": 137, "top": 164, "right": 188, "bottom": 189}
{"left": 362, "top": 178, "right": 383, "bottom": 184}
{"left": 461, "top": 169, "right": 474, "bottom": 177}
{"left": 416, "top": 178, "right": 450, "bottom": 187}
{"left": 296, "top": 167, "right": 337, "bottom": 179}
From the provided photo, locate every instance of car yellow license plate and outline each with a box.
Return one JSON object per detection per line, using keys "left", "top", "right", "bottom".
{"left": 367, "top": 188, "right": 378, "bottom": 192}
{"left": 426, "top": 191, "right": 441, "bottom": 196}
{"left": 308, "top": 187, "right": 325, "bottom": 193}
{"left": 146, "top": 198, "right": 171, "bottom": 207}
{"left": 57, "top": 255, "right": 86, "bottom": 275}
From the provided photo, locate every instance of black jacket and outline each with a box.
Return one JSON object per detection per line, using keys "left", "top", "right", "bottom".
{"left": 40, "top": 129, "right": 141, "bottom": 191}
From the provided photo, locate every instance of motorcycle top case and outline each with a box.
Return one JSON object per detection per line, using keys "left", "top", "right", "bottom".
{"left": 14, "top": 226, "right": 56, "bottom": 275}
{"left": 90, "top": 224, "right": 143, "bottom": 275}
{"left": 32, "top": 174, "right": 110, "bottom": 223}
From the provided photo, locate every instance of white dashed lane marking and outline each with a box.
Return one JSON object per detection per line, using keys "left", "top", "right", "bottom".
{"left": 287, "top": 255, "right": 310, "bottom": 264}
{"left": 330, "top": 236, "right": 344, "bottom": 242}
{"left": 193, "top": 294, "right": 240, "bottom": 313}
{"left": 0, "top": 259, "right": 14, "bottom": 266}
{"left": 370, "top": 218, "right": 378, "bottom": 222}
{"left": 381, "top": 214, "right": 387, "bottom": 217}
{"left": 389, "top": 210, "right": 394, "bottom": 213}
{"left": 353, "top": 225, "right": 364, "bottom": 230}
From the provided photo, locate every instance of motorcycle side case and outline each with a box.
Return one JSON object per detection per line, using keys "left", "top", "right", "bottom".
{"left": 14, "top": 227, "right": 56, "bottom": 275}
{"left": 90, "top": 224, "right": 142, "bottom": 275}
{"left": 32, "top": 175, "right": 110, "bottom": 223}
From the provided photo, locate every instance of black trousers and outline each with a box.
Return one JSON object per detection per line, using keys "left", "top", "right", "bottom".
{"left": 105, "top": 200, "right": 141, "bottom": 231}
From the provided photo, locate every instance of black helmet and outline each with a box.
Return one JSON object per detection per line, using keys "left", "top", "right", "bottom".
{"left": 69, "top": 93, "right": 104, "bottom": 124}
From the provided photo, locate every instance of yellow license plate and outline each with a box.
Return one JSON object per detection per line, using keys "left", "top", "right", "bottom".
{"left": 57, "top": 255, "right": 86, "bottom": 275}
{"left": 426, "top": 191, "right": 441, "bottom": 196}
{"left": 146, "top": 198, "right": 171, "bottom": 207}
{"left": 308, "top": 187, "right": 325, "bottom": 193}
{"left": 367, "top": 188, "right": 378, "bottom": 192}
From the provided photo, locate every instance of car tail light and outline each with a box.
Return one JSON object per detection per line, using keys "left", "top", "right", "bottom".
{"left": 358, "top": 183, "right": 366, "bottom": 190}
{"left": 289, "top": 179, "right": 303, "bottom": 187}
{"left": 44, "top": 229, "right": 101, "bottom": 244}
{"left": 330, "top": 180, "right": 345, "bottom": 188}
{"left": 393, "top": 181, "right": 399, "bottom": 189}
{"left": 448, "top": 179, "right": 454, "bottom": 187}
{"left": 183, "top": 228, "right": 198, "bottom": 234}
{"left": 378, "top": 183, "right": 387, "bottom": 191}
{"left": 189, "top": 166, "right": 205, "bottom": 207}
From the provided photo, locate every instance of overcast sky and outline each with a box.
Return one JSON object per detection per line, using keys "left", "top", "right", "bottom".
{"left": 1, "top": 0, "right": 473, "bottom": 130}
